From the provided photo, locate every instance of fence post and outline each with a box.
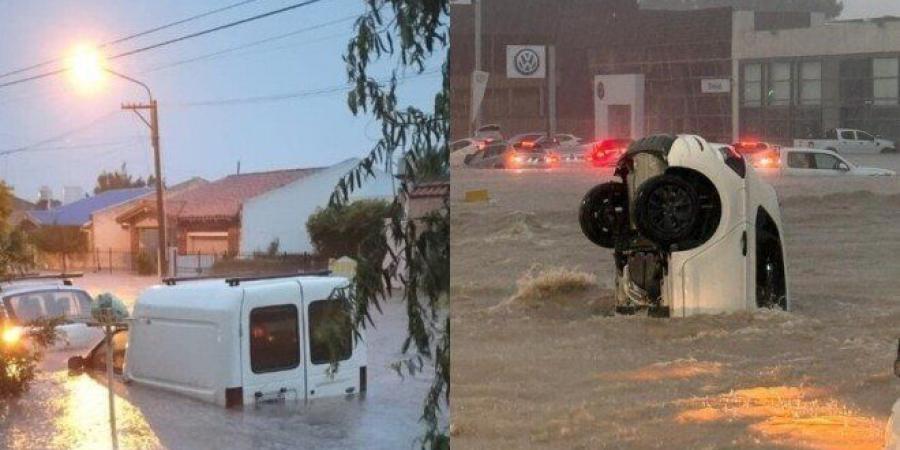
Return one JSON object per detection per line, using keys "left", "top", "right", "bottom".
{"left": 108, "top": 248, "right": 113, "bottom": 274}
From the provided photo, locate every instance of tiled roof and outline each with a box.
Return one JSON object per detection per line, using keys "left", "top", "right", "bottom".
{"left": 168, "top": 168, "right": 323, "bottom": 220}
{"left": 27, "top": 187, "right": 152, "bottom": 227}
{"left": 408, "top": 181, "right": 450, "bottom": 199}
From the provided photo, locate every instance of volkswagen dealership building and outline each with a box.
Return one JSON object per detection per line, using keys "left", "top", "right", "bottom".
{"left": 450, "top": 1, "right": 900, "bottom": 146}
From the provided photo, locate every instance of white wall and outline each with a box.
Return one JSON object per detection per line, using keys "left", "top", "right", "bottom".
{"left": 593, "top": 74, "right": 645, "bottom": 140}
{"left": 240, "top": 159, "right": 395, "bottom": 255}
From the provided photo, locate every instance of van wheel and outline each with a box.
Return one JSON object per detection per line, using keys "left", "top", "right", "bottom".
{"left": 633, "top": 174, "right": 700, "bottom": 247}
{"left": 579, "top": 182, "right": 628, "bottom": 248}
{"left": 756, "top": 229, "right": 787, "bottom": 310}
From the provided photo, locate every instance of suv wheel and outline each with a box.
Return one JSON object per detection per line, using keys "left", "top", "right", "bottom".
{"left": 579, "top": 182, "right": 628, "bottom": 248}
{"left": 633, "top": 174, "right": 700, "bottom": 247}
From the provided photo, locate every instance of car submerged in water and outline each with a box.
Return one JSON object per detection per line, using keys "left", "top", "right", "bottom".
{"left": 0, "top": 274, "right": 103, "bottom": 351}
{"left": 579, "top": 135, "right": 788, "bottom": 317}
{"left": 464, "top": 140, "right": 560, "bottom": 169}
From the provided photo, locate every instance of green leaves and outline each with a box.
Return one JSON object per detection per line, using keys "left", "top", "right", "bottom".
{"left": 329, "top": 1, "right": 450, "bottom": 448}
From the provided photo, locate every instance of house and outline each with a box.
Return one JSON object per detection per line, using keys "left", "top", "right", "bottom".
{"left": 24, "top": 187, "right": 152, "bottom": 229}
{"left": 87, "top": 177, "right": 208, "bottom": 269}
{"left": 9, "top": 194, "right": 35, "bottom": 229}
{"left": 240, "top": 158, "right": 394, "bottom": 255}
{"left": 116, "top": 168, "right": 323, "bottom": 258}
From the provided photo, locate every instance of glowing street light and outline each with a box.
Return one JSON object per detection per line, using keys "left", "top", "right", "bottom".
{"left": 67, "top": 44, "right": 108, "bottom": 94}
{"left": 64, "top": 43, "right": 168, "bottom": 277}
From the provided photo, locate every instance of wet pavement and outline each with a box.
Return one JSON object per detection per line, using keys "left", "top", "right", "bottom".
{"left": 0, "top": 274, "right": 434, "bottom": 450}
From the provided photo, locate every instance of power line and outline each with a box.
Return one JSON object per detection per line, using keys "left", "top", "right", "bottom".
{"left": 0, "top": 111, "right": 120, "bottom": 156}
{"left": 143, "top": 16, "right": 356, "bottom": 74}
{"left": 0, "top": 0, "right": 263, "bottom": 81}
{"left": 175, "top": 69, "right": 442, "bottom": 107}
{"left": 0, "top": 0, "right": 329, "bottom": 90}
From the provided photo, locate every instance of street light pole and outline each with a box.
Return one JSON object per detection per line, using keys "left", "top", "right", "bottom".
{"left": 107, "top": 69, "right": 167, "bottom": 277}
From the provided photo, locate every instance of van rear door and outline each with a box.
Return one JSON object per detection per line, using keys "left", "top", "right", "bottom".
{"left": 302, "top": 280, "right": 363, "bottom": 399}
{"left": 240, "top": 281, "right": 307, "bottom": 405}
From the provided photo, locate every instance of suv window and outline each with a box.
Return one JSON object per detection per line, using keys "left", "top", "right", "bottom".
{"left": 5, "top": 290, "right": 92, "bottom": 322}
{"left": 840, "top": 130, "right": 855, "bottom": 140}
{"left": 308, "top": 299, "right": 352, "bottom": 365}
{"left": 788, "top": 152, "right": 815, "bottom": 169}
{"left": 249, "top": 304, "right": 300, "bottom": 373}
{"left": 813, "top": 154, "right": 843, "bottom": 170}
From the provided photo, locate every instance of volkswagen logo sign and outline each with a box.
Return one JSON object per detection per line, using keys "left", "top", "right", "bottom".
{"left": 514, "top": 48, "right": 541, "bottom": 76}
{"left": 596, "top": 81, "right": 606, "bottom": 100}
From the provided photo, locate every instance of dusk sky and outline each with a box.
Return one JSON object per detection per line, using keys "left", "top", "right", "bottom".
{"left": 0, "top": 0, "right": 443, "bottom": 201}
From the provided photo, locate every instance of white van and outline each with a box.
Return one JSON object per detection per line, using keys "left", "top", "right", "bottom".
{"left": 122, "top": 274, "right": 366, "bottom": 408}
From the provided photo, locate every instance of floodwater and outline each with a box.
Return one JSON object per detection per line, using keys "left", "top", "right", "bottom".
{"left": 0, "top": 274, "right": 435, "bottom": 450}
{"left": 451, "top": 153, "right": 900, "bottom": 449}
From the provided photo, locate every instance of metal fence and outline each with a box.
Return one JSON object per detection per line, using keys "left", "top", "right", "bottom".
{"left": 34, "top": 249, "right": 329, "bottom": 277}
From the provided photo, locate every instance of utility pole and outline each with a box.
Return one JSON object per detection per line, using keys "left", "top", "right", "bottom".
{"left": 472, "top": 0, "right": 483, "bottom": 135}
{"left": 122, "top": 100, "right": 167, "bottom": 277}
{"left": 546, "top": 45, "right": 557, "bottom": 138}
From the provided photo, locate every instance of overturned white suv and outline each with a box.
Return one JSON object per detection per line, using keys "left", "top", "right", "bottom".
{"left": 579, "top": 134, "right": 789, "bottom": 317}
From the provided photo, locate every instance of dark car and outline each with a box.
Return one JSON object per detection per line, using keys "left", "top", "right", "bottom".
{"left": 465, "top": 141, "right": 559, "bottom": 169}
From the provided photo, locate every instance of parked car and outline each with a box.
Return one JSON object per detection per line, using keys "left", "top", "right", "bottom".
{"left": 579, "top": 134, "right": 788, "bottom": 317}
{"left": 751, "top": 147, "right": 895, "bottom": 176}
{"left": 75, "top": 273, "right": 367, "bottom": 408}
{"left": 590, "top": 138, "right": 633, "bottom": 167}
{"left": 793, "top": 128, "right": 896, "bottom": 154}
{"left": 450, "top": 139, "right": 482, "bottom": 168}
{"left": 474, "top": 123, "right": 503, "bottom": 142}
{"left": 0, "top": 273, "right": 103, "bottom": 351}
{"left": 508, "top": 132, "right": 547, "bottom": 149}
{"left": 731, "top": 141, "right": 779, "bottom": 156}
{"left": 465, "top": 140, "right": 559, "bottom": 169}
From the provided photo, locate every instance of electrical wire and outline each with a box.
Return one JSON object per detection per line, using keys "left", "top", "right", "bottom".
{"left": 0, "top": 0, "right": 263, "bottom": 81}
{"left": 0, "top": 0, "right": 329, "bottom": 90}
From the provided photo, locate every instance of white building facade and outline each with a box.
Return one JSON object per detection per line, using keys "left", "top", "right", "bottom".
{"left": 239, "top": 158, "right": 395, "bottom": 255}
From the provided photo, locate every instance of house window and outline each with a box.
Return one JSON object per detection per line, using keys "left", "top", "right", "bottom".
{"left": 873, "top": 57, "right": 899, "bottom": 106}
{"left": 799, "top": 61, "right": 822, "bottom": 106}
{"left": 742, "top": 63, "right": 762, "bottom": 107}
{"left": 308, "top": 299, "right": 352, "bottom": 365}
{"left": 249, "top": 305, "right": 300, "bottom": 373}
{"left": 768, "top": 62, "right": 791, "bottom": 106}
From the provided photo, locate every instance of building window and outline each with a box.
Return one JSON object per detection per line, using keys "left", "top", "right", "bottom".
{"left": 799, "top": 61, "right": 822, "bottom": 106}
{"left": 249, "top": 305, "right": 300, "bottom": 373}
{"left": 768, "top": 62, "right": 791, "bottom": 106}
{"left": 742, "top": 63, "right": 762, "bottom": 107}
{"left": 873, "top": 57, "right": 899, "bottom": 106}
{"left": 308, "top": 299, "right": 353, "bottom": 365}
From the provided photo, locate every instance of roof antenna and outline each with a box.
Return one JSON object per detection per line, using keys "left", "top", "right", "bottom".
{"left": 236, "top": 160, "right": 241, "bottom": 175}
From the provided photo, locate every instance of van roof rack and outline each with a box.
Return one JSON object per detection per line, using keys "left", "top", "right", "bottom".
{"left": 162, "top": 270, "right": 332, "bottom": 287}
{"left": 0, "top": 272, "right": 84, "bottom": 290}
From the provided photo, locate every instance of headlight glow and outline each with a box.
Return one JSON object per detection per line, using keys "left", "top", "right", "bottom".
{"left": 2, "top": 326, "right": 24, "bottom": 345}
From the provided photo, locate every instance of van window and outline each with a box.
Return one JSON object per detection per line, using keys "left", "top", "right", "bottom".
{"left": 249, "top": 305, "right": 300, "bottom": 373}
{"left": 308, "top": 300, "right": 352, "bottom": 365}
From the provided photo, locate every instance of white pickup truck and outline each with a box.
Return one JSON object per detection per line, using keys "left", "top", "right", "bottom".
{"left": 794, "top": 128, "right": 896, "bottom": 154}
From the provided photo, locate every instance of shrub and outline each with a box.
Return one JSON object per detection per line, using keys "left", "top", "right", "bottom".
{"left": 306, "top": 199, "right": 391, "bottom": 261}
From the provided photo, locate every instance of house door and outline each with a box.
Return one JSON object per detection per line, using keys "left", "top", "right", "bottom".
{"left": 608, "top": 105, "right": 632, "bottom": 139}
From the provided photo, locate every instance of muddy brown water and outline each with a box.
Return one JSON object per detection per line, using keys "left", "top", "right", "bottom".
{"left": 451, "top": 155, "right": 900, "bottom": 449}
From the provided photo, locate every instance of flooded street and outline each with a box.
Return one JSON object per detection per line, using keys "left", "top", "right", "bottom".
{"left": 451, "top": 154, "right": 900, "bottom": 449}
{"left": 0, "top": 274, "right": 433, "bottom": 450}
